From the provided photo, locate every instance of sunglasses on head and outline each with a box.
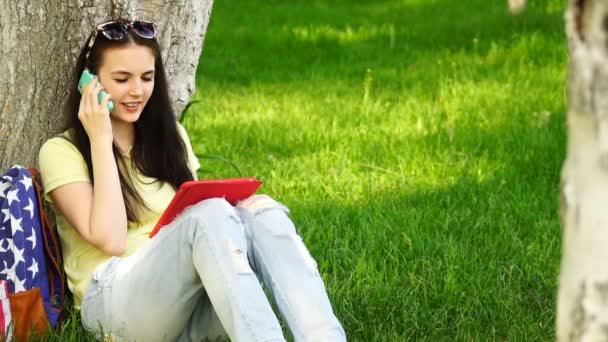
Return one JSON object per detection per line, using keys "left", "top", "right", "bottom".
{"left": 86, "top": 20, "right": 157, "bottom": 59}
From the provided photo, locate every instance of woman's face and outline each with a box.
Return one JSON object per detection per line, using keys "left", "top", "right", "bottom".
{"left": 97, "top": 43, "right": 155, "bottom": 124}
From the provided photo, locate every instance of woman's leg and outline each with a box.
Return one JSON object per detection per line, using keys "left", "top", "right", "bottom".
{"left": 80, "top": 198, "right": 285, "bottom": 342}
{"left": 236, "top": 195, "right": 347, "bottom": 342}
{"left": 176, "top": 290, "right": 226, "bottom": 342}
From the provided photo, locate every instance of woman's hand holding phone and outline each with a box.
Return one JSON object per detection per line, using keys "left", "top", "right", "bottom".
{"left": 78, "top": 76, "right": 114, "bottom": 146}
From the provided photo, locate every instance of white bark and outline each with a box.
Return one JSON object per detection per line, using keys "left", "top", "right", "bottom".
{"left": 558, "top": 0, "right": 608, "bottom": 340}
{"left": 0, "top": 0, "right": 214, "bottom": 170}
{"left": 508, "top": 0, "right": 527, "bottom": 14}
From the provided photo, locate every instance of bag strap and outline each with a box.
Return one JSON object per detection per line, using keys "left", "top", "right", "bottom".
{"left": 28, "top": 167, "right": 65, "bottom": 309}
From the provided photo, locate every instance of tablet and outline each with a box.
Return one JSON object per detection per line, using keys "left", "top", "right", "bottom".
{"left": 149, "top": 177, "right": 263, "bottom": 238}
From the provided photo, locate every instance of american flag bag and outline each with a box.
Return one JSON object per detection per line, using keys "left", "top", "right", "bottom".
{"left": 0, "top": 165, "right": 65, "bottom": 339}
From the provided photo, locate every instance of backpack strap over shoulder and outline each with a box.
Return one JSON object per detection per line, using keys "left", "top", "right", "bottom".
{"left": 28, "top": 167, "right": 65, "bottom": 321}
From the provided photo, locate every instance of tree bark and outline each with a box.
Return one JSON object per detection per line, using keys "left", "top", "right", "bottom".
{"left": 558, "top": 0, "right": 608, "bottom": 340}
{"left": 0, "top": 0, "right": 214, "bottom": 170}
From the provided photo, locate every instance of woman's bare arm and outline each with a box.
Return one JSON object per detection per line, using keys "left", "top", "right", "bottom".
{"left": 49, "top": 78, "right": 127, "bottom": 256}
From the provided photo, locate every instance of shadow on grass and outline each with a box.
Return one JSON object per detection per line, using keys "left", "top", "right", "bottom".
{"left": 197, "top": 0, "right": 564, "bottom": 86}
{"left": 289, "top": 169, "right": 560, "bottom": 340}
{"left": 270, "top": 103, "right": 565, "bottom": 340}
{"left": 189, "top": 0, "right": 567, "bottom": 339}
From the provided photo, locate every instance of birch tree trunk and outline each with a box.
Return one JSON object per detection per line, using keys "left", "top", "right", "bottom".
{"left": 0, "top": 0, "right": 214, "bottom": 170}
{"left": 558, "top": 0, "right": 608, "bottom": 340}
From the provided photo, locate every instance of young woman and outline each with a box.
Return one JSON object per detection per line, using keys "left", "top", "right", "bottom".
{"left": 38, "top": 18, "right": 346, "bottom": 341}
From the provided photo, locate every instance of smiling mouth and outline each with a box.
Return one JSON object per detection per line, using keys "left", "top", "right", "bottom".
{"left": 121, "top": 102, "right": 143, "bottom": 114}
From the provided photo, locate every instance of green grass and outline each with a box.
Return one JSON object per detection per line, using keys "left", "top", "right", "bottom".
{"left": 186, "top": 0, "right": 566, "bottom": 340}
{"left": 50, "top": 0, "right": 567, "bottom": 340}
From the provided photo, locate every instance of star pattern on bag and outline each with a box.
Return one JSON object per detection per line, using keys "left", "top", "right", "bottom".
{"left": 0, "top": 166, "right": 45, "bottom": 293}
{"left": 0, "top": 166, "right": 65, "bottom": 327}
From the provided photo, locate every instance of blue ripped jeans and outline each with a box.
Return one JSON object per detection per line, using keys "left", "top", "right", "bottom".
{"left": 80, "top": 196, "right": 346, "bottom": 342}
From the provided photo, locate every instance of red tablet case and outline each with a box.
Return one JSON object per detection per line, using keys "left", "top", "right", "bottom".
{"left": 149, "top": 177, "right": 263, "bottom": 238}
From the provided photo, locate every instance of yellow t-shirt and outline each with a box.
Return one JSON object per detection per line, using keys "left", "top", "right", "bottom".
{"left": 38, "top": 123, "right": 200, "bottom": 308}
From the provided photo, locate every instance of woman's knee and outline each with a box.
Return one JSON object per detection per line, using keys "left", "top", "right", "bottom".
{"left": 182, "top": 198, "right": 242, "bottom": 233}
{"left": 238, "top": 194, "right": 278, "bottom": 211}
{"left": 238, "top": 195, "right": 289, "bottom": 215}
{"left": 237, "top": 195, "right": 294, "bottom": 236}
{"left": 190, "top": 198, "right": 238, "bottom": 219}
{"left": 177, "top": 198, "right": 251, "bottom": 254}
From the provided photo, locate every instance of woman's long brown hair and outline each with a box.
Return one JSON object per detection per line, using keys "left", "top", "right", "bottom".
{"left": 60, "top": 22, "right": 194, "bottom": 224}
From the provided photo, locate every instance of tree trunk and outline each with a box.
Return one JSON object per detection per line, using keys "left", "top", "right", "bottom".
{"left": 0, "top": 0, "right": 214, "bottom": 170}
{"left": 558, "top": 0, "right": 608, "bottom": 340}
